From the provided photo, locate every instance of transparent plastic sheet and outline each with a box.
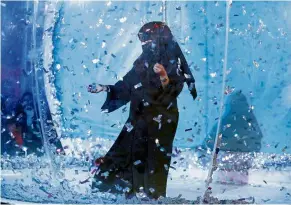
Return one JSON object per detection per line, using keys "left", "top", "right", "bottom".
{"left": 1, "top": 1, "right": 291, "bottom": 204}
{"left": 201, "top": 1, "right": 291, "bottom": 203}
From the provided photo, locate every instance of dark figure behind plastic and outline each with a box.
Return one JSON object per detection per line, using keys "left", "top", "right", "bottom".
{"left": 88, "top": 22, "right": 197, "bottom": 199}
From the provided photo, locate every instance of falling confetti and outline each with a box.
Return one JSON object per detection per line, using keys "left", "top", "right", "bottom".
{"left": 167, "top": 102, "right": 173, "bottom": 110}
{"left": 149, "top": 188, "right": 155, "bottom": 193}
{"left": 134, "top": 83, "right": 142, "bottom": 89}
{"left": 210, "top": 72, "right": 217, "bottom": 78}
{"left": 253, "top": 60, "right": 259, "bottom": 68}
{"left": 56, "top": 64, "right": 61, "bottom": 70}
{"left": 155, "top": 139, "right": 160, "bottom": 147}
{"left": 184, "top": 73, "right": 191, "bottom": 79}
{"left": 164, "top": 164, "right": 169, "bottom": 171}
{"left": 101, "top": 171, "right": 109, "bottom": 177}
{"left": 153, "top": 115, "right": 162, "bottom": 123}
{"left": 92, "top": 59, "right": 99, "bottom": 64}
{"left": 134, "top": 160, "right": 142, "bottom": 165}
{"left": 125, "top": 122, "right": 133, "bottom": 132}
{"left": 142, "top": 100, "right": 149, "bottom": 106}
{"left": 119, "top": 17, "right": 127, "bottom": 23}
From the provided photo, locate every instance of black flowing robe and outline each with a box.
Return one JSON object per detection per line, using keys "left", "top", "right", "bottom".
{"left": 92, "top": 42, "right": 196, "bottom": 198}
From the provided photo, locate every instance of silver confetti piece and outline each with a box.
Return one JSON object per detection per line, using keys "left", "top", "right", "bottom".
{"left": 134, "top": 160, "right": 142, "bottom": 165}
{"left": 123, "top": 187, "right": 130, "bottom": 193}
{"left": 167, "top": 102, "right": 173, "bottom": 110}
{"left": 164, "top": 164, "right": 169, "bottom": 170}
{"left": 149, "top": 188, "right": 155, "bottom": 193}
{"left": 142, "top": 99, "right": 149, "bottom": 106}
{"left": 153, "top": 114, "right": 162, "bottom": 123}
{"left": 155, "top": 139, "right": 160, "bottom": 147}
{"left": 176, "top": 58, "right": 182, "bottom": 76}
{"left": 101, "top": 109, "right": 109, "bottom": 113}
{"left": 101, "top": 171, "right": 109, "bottom": 177}
{"left": 144, "top": 102, "right": 149, "bottom": 106}
{"left": 134, "top": 83, "right": 142, "bottom": 89}
{"left": 184, "top": 73, "right": 192, "bottom": 79}
{"left": 125, "top": 122, "right": 133, "bottom": 132}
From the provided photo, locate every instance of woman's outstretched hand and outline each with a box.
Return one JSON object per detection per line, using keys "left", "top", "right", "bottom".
{"left": 87, "top": 83, "right": 104, "bottom": 93}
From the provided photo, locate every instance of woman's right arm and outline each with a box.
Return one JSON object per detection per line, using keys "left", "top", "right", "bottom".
{"left": 87, "top": 71, "right": 133, "bottom": 113}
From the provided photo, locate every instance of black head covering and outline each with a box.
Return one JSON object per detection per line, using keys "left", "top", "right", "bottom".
{"left": 137, "top": 21, "right": 174, "bottom": 65}
{"left": 135, "top": 21, "right": 195, "bottom": 90}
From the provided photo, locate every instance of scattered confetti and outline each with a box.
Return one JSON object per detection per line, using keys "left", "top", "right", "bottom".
{"left": 282, "top": 146, "right": 288, "bottom": 152}
{"left": 153, "top": 114, "right": 162, "bottom": 123}
{"left": 253, "top": 60, "right": 259, "bottom": 68}
{"left": 119, "top": 17, "right": 127, "bottom": 23}
{"left": 164, "top": 164, "right": 169, "bottom": 170}
{"left": 134, "top": 160, "right": 142, "bottom": 165}
{"left": 143, "top": 100, "right": 149, "bottom": 106}
{"left": 184, "top": 73, "right": 191, "bottom": 79}
{"left": 210, "top": 72, "right": 217, "bottom": 78}
{"left": 101, "top": 171, "right": 109, "bottom": 177}
{"left": 155, "top": 139, "right": 160, "bottom": 147}
{"left": 167, "top": 102, "right": 173, "bottom": 110}
{"left": 92, "top": 59, "right": 99, "bottom": 64}
{"left": 125, "top": 122, "right": 133, "bottom": 132}
{"left": 149, "top": 188, "right": 155, "bottom": 193}
{"left": 56, "top": 64, "right": 61, "bottom": 70}
{"left": 134, "top": 83, "right": 142, "bottom": 89}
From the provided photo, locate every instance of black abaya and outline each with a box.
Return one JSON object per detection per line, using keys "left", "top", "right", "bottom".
{"left": 92, "top": 22, "right": 197, "bottom": 199}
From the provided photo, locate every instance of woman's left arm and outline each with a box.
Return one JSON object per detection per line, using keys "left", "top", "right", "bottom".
{"left": 153, "top": 63, "right": 170, "bottom": 88}
{"left": 153, "top": 63, "right": 183, "bottom": 105}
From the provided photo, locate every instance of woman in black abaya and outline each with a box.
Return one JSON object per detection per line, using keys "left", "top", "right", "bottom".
{"left": 88, "top": 21, "right": 197, "bottom": 199}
